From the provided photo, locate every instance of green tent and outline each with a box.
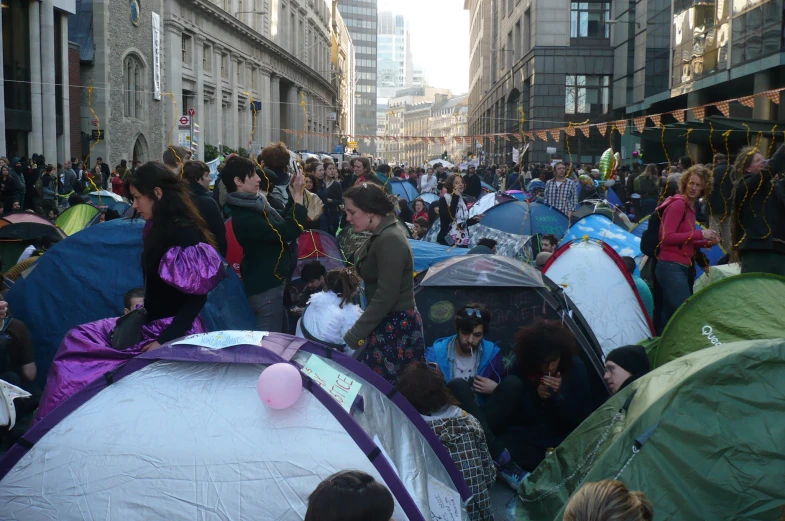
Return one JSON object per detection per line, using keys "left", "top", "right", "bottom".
{"left": 652, "top": 273, "right": 785, "bottom": 368}
{"left": 55, "top": 204, "right": 100, "bottom": 236}
{"left": 516, "top": 338, "right": 785, "bottom": 521}
{"left": 692, "top": 263, "right": 741, "bottom": 293}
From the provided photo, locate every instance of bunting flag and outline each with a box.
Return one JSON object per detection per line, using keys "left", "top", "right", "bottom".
{"left": 615, "top": 121, "right": 627, "bottom": 136}
{"left": 501, "top": 134, "right": 510, "bottom": 141}
{"left": 549, "top": 129, "right": 560, "bottom": 143}
{"left": 578, "top": 125, "right": 590, "bottom": 138}
{"left": 738, "top": 96, "right": 755, "bottom": 108}
{"left": 649, "top": 114, "right": 661, "bottom": 126}
{"left": 714, "top": 100, "right": 731, "bottom": 117}
{"left": 672, "top": 110, "right": 685, "bottom": 123}
{"left": 565, "top": 126, "right": 576, "bottom": 137}
{"left": 536, "top": 130, "right": 548, "bottom": 141}
{"left": 488, "top": 135, "right": 496, "bottom": 143}
{"left": 693, "top": 106, "right": 706, "bottom": 122}
{"left": 597, "top": 123, "right": 608, "bottom": 136}
{"left": 633, "top": 116, "right": 646, "bottom": 133}
{"left": 764, "top": 90, "right": 781, "bottom": 104}
{"left": 464, "top": 137, "right": 473, "bottom": 145}
{"left": 439, "top": 137, "right": 447, "bottom": 144}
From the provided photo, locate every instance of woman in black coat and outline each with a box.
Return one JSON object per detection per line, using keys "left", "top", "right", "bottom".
{"left": 319, "top": 161, "right": 343, "bottom": 236}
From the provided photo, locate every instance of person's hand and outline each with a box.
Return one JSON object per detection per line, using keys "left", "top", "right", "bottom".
{"left": 142, "top": 341, "right": 162, "bottom": 352}
{"left": 701, "top": 229, "right": 719, "bottom": 242}
{"left": 293, "top": 172, "right": 305, "bottom": 203}
{"left": 472, "top": 376, "right": 498, "bottom": 395}
{"left": 0, "top": 301, "right": 8, "bottom": 320}
{"left": 537, "top": 383, "right": 552, "bottom": 400}
{"left": 541, "top": 373, "right": 562, "bottom": 395}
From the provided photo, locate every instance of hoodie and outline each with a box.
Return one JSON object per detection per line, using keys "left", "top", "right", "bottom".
{"left": 656, "top": 194, "right": 708, "bottom": 265}
{"left": 425, "top": 335, "right": 506, "bottom": 384}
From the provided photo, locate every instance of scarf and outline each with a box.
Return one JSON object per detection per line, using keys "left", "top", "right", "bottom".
{"left": 226, "top": 191, "right": 285, "bottom": 226}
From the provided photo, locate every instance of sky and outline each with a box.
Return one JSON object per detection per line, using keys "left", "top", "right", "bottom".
{"left": 377, "top": 0, "right": 469, "bottom": 95}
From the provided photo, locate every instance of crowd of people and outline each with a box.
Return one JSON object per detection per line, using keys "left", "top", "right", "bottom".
{"left": 1, "top": 134, "right": 783, "bottom": 521}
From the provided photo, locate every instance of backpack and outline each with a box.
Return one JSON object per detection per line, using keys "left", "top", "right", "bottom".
{"left": 640, "top": 199, "right": 687, "bottom": 257}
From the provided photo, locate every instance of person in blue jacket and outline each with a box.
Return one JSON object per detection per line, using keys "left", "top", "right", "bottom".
{"left": 425, "top": 303, "right": 528, "bottom": 490}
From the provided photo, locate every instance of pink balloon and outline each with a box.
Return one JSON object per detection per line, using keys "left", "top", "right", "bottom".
{"left": 257, "top": 363, "right": 303, "bottom": 410}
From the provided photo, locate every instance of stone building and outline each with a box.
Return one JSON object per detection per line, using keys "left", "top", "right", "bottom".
{"left": 70, "top": 0, "right": 342, "bottom": 165}
{"left": 0, "top": 0, "right": 76, "bottom": 160}
{"left": 428, "top": 94, "right": 468, "bottom": 163}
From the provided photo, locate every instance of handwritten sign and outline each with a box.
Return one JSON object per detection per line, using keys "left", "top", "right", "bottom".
{"left": 172, "top": 331, "right": 267, "bottom": 350}
{"left": 302, "top": 355, "right": 362, "bottom": 413}
{"left": 427, "top": 475, "right": 462, "bottom": 521}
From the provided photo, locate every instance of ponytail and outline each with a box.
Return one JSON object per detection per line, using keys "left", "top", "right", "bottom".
{"left": 324, "top": 267, "right": 361, "bottom": 308}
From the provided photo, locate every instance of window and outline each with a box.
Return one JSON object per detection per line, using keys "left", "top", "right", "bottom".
{"left": 252, "top": 68, "right": 258, "bottom": 90}
{"left": 565, "top": 75, "right": 610, "bottom": 114}
{"left": 237, "top": 61, "right": 243, "bottom": 84}
{"left": 123, "top": 54, "right": 145, "bottom": 119}
{"left": 524, "top": 9, "right": 532, "bottom": 53}
{"left": 181, "top": 34, "right": 192, "bottom": 64}
{"left": 221, "top": 53, "right": 228, "bottom": 79}
{"left": 570, "top": 2, "right": 610, "bottom": 38}
{"left": 204, "top": 44, "right": 213, "bottom": 72}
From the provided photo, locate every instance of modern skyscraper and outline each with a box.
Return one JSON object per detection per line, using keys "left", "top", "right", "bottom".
{"left": 377, "top": 11, "right": 413, "bottom": 99}
{"left": 338, "top": 0, "right": 378, "bottom": 154}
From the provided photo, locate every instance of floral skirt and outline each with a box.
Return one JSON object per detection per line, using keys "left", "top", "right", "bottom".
{"left": 360, "top": 308, "right": 425, "bottom": 385}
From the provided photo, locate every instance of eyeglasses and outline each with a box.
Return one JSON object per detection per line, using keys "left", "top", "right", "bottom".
{"left": 461, "top": 307, "right": 482, "bottom": 318}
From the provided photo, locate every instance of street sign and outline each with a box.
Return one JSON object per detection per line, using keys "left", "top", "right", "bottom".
{"left": 333, "top": 145, "right": 344, "bottom": 154}
{"left": 179, "top": 115, "right": 190, "bottom": 126}
{"left": 347, "top": 140, "right": 358, "bottom": 148}
{"left": 188, "top": 108, "right": 195, "bottom": 117}
{"left": 327, "top": 112, "right": 337, "bottom": 121}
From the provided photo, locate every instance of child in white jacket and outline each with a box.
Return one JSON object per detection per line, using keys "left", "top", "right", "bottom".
{"left": 296, "top": 267, "right": 362, "bottom": 353}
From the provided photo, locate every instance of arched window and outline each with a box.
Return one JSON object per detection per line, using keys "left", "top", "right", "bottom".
{"left": 124, "top": 54, "right": 145, "bottom": 119}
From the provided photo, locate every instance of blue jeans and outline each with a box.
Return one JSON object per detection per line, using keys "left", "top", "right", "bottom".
{"left": 655, "top": 261, "right": 692, "bottom": 331}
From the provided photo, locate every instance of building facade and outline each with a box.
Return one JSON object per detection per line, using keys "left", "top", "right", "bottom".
{"left": 337, "top": 0, "right": 377, "bottom": 155}
{"left": 332, "top": 3, "right": 355, "bottom": 141}
{"left": 70, "top": 0, "right": 341, "bottom": 166}
{"left": 614, "top": 0, "right": 785, "bottom": 163}
{"left": 466, "top": 0, "right": 615, "bottom": 165}
{"left": 376, "top": 10, "right": 412, "bottom": 99}
{"left": 428, "top": 94, "right": 469, "bottom": 162}
{"left": 1, "top": 0, "right": 76, "bottom": 160}
{"left": 381, "top": 86, "right": 451, "bottom": 164}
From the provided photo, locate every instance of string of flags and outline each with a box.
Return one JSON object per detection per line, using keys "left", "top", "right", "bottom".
{"left": 281, "top": 87, "right": 784, "bottom": 144}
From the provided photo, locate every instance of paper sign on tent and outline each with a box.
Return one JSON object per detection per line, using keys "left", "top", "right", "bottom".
{"left": 172, "top": 331, "right": 268, "bottom": 350}
{"left": 427, "top": 475, "right": 463, "bottom": 521}
{"left": 302, "top": 355, "right": 362, "bottom": 413}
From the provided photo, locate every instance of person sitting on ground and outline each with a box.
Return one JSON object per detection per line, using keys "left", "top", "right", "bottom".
{"left": 622, "top": 256, "right": 653, "bottom": 321}
{"left": 0, "top": 300, "right": 39, "bottom": 421}
{"left": 467, "top": 238, "right": 497, "bottom": 255}
{"left": 396, "top": 362, "right": 496, "bottom": 521}
{"left": 425, "top": 303, "right": 528, "bottom": 489}
{"left": 411, "top": 199, "right": 429, "bottom": 223}
{"left": 564, "top": 480, "right": 653, "bottom": 521}
{"left": 123, "top": 288, "right": 145, "bottom": 315}
{"left": 16, "top": 233, "right": 60, "bottom": 266}
{"left": 604, "top": 345, "right": 651, "bottom": 395}
{"left": 304, "top": 470, "right": 394, "bottom": 521}
{"left": 296, "top": 267, "right": 362, "bottom": 353}
{"left": 412, "top": 217, "right": 429, "bottom": 239}
{"left": 397, "top": 199, "right": 413, "bottom": 225}
{"left": 501, "top": 319, "right": 593, "bottom": 472}
{"left": 540, "top": 233, "right": 559, "bottom": 254}
{"left": 298, "top": 261, "right": 327, "bottom": 307}
{"left": 535, "top": 251, "right": 552, "bottom": 270}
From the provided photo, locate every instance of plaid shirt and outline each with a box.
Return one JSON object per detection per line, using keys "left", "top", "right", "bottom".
{"left": 544, "top": 178, "right": 578, "bottom": 215}
{"left": 428, "top": 412, "right": 496, "bottom": 521}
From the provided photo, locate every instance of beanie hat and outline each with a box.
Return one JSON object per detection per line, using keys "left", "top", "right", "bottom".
{"left": 606, "top": 345, "right": 650, "bottom": 376}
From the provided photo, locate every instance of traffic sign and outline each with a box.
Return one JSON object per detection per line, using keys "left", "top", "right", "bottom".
{"left": 179, "top": 116, "right": 190, "bottom": 125}
{"left": 347, "top": 140, "right": 358, "bottom": 148}
{"left": 188, "top": 108, "right": 195, "bottom": 116}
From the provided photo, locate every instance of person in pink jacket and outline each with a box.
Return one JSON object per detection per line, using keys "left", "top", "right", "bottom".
{"left": 655, "top": 165, "right": 720, "bottom": 328}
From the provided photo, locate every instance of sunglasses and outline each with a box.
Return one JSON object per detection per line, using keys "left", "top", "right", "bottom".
{"left": 461, "top": 307, "right": 482, "bottom": 318}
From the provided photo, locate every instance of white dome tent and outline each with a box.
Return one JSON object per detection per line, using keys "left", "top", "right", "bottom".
{"left": 0, "top": 333, "right": 471, "bottom": 521}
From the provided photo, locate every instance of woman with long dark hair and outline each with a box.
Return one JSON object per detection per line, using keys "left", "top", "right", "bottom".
{"left": 438, "top": 174, "right": 480, "bottom": 246}
{"left": 36, "top": 162, "right": 226, "bottom": 421}
{"left": 319, "top": 161, "right": 343, "bottom": 235}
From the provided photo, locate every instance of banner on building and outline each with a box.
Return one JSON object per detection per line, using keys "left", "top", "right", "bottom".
{"left": 152, "top": 12, "right": 162, "bottom": 101}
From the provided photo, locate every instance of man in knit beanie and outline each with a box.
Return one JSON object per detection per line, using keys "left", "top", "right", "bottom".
{"left": 604, "top": 345, "right": 651, "bottom": 394}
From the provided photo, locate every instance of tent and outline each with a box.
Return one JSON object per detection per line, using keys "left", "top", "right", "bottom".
{"left": 0, "top": 334, "right": 472, "bottom": 521}
{"left": 427, "top": 158, "right": 455, "bottom": 168}
{"left": 54, "top": 204, "right": 100, "bottom": 236}
{"left": 88, "top": 190, "right": 125, "bottom": 206}
{"left": 1, "top": 213, "right": 56, "bottom": 226}
{"left": 516, "top": 338, "right": 785, "bottom": 521}
{"left": 108, "top": 200, "right": 131, "bottom": 215}
{"left": 652, "top": 273, "right": 785, "bottom": 368}
{"left": 480, "top": 181, "right": 495, "bottom": 193}
{"left": 387, "top": 177, "right": 420, "bottom": 203}
{"left": 292, "top": 229, "right": 347, "bottom": 280}
{"left": 409, "top": 238, "right": 467, "bottom": 273}
{"left": 469, "top": 191, "right": 516, "bottom": 218}
{"left": 561, "top": 214, "right": 643, "bottom": 267}
{"left": 503, "top": 190, "right": 527, "bottom": 202}
{"left": 570, "top": 202, "right": 633, "bottom": 230}
{"left": 415, "top": 254, "right": 608, "bottom": 403}
{"left": 543, "top": 239, "right": 654, "bottom": 356}
{"left": 417, "top": 193, "right": 439, "bottom": 206}
{"left": 693, "top": 263, "right": 741, "bottom": 292}
{"left": 5, "top": 218, "right": 255, "bottom": 387}
{"left": 0, "top": 220, "right": 64, "bottom": 270}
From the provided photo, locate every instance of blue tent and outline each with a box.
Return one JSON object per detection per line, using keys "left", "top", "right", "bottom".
{"left": 478, "top": 201, "right": 569, "bottom": 237}
{"left": 563, "top": 215, "right": 643, "bottom": 272}
{"left": 387, "top": 177, "right": 420, "bottom": 203}
{"left": 417, "top": 193, "right": 439, "bottom": 206}
{"left": 6, "top": 218, "right": 255, "bottom": 387}
{"left": 481, "top": 181, "right": 495, "bottom": 193}
{"left": 409, "top": 239, "right": 467, "bottom": 273}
